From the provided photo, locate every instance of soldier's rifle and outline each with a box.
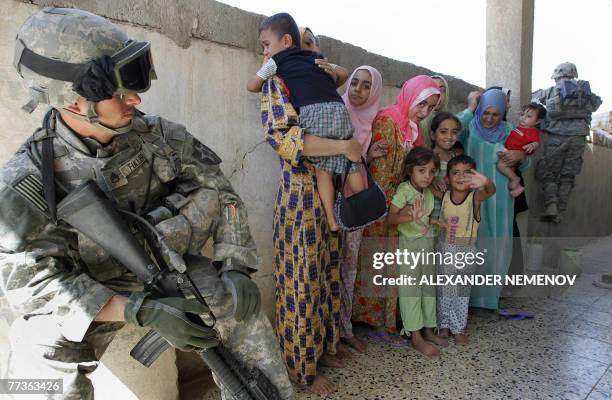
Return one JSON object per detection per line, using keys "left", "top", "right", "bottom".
{"left": 56, "top": 180, "right": 280, "bottom": 400}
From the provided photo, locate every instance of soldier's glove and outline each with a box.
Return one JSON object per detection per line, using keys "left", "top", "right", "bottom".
{"left": 221, "top": 271, "right": 261, "bottom": 321}
{"left": 124, "top": 292, "right": 219, "bottom": 351}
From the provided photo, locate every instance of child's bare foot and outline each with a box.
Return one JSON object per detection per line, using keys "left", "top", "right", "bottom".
{"left": 328, "top": 221, "right": 339, "bottom": 232}
{"left": 319, "top": 353, "right": 346, "bottom": 368}
{"left": 438, "top": 328, "right": 450, "bottom": 339}
{"left": 455, "top": 333, "right": 469, "bottom": 345}
{"left": 410, "top": 331, "right": 441, "bottom": 357}
{"left": 336, "top": 341, "right": 353, "bottom": 359}
{"left": 306, "top": 374, "right": 337, "bottom": 396}
{"left": 510, "top": 185, "right": 525, "bottom": 197}
{"left": 508, "top": 177, "right": 521, "bottom": 190}
{"left": 423, "top": 327, "right": 448, "bottom": 347}
{"left": 342, "top": 336, "right": 367, "bottom": 353}
{"left": 412, "top": 337, "right": 441, "bottom": 357}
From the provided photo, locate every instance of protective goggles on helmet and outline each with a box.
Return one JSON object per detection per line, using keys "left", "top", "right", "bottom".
{"left": 111, "top": 40, "right": 156, "bottom": 93}
{"left": 14, "top": 38, "right": 156, "bottom": 101}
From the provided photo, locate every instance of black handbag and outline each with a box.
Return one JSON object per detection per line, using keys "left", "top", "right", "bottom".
{"left": 334, "top": 157, "right": 388, "bottom": 231}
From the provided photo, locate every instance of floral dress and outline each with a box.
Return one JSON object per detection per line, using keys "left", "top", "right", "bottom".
{"left": 261, "top": 77, "right": 341, "bottom": 386}
{"left": 351, "top": 115, "right": 410, "bottom": 332}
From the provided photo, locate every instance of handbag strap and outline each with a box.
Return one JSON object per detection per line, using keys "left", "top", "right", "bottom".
{"left": 341, "top": 157, "right": 374, "bottom": 190}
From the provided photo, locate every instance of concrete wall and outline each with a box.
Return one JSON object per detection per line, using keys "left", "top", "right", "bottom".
{"left": 0, "top": 0, "right": 481, "bottom": 313}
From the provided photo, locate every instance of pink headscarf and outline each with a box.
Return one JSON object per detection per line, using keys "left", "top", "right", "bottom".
{"left": 378, "top": 75, "right": 440, "bottom": 149}
{"left": 341, "top": 66, "right": 383, "bottom": 196}
{"left": 341, "top": 66, "right": 383, "bottom": 158}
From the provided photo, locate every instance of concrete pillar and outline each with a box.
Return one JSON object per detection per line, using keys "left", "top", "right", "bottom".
{"left": 486, "top": 0, "right": 535, "bottom": 125}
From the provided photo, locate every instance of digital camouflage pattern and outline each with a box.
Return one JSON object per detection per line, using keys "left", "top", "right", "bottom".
{"left": 550, "top": 62, "right": 578, "bottom": 80}
{"left": 15, "top": 7, "right": 132, "bottom": 110}
{"left": 0, "top": 112, "right": 291, "bottom": 399}
{"left": 536, "top": 134, "right": 587, "bottom": 211}
{"left": 534, "top": 65, "right": 602, "bottom": 212}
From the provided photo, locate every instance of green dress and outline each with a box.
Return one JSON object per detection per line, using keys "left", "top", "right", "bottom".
{"left": 392, "top": 182, "right": 437, "bottom": 331}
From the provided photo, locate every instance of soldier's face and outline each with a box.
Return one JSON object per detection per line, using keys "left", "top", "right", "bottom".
{"left": 96, "top": 94, "right": 141, "bottom": 128}
{"left": 74, "top": 94, "right": 141, "bottom": 128}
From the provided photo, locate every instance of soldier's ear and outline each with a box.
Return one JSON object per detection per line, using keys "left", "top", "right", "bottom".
{"left": 64, "top": 97, "right": 87, "bottom": 114}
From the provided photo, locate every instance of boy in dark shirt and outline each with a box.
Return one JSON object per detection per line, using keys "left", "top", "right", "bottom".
{"left": 248, "top": 13, "right": 364, "bottom": 231}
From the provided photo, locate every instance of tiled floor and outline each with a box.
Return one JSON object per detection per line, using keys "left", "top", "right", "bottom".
{"left": 197, "top": 236, "right": 612, "bottom": 400}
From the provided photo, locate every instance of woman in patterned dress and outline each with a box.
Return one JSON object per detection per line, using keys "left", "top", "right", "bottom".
{"left": 338, "top": 66, "right": 383, "bottom": 353}
{"left": 260, "top": 76, "right": 362, "bottom": 395}
{"left": 351, "top": 75, "right": 440, "bottom": 345}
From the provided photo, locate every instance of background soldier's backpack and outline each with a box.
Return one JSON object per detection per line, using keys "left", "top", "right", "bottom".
{"left": 546, "top": 80, "right": 598, "bottom": 120}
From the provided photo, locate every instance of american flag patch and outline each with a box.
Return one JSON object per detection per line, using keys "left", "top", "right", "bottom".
{"left": 13, "top": 175, "right": 48, "bottom": 213}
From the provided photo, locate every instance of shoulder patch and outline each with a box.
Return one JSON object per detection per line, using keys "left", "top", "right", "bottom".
{"left": 192, "top": 140, "right": 221, "bottom": 165}
{"left": 13, "top": 174, "right": 48, "bottom": 213}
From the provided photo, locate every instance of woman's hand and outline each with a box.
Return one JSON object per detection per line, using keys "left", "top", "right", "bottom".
{"left": 344, "top": 138, "right": 363, "bottom": 162}
{"left": 467, "top": 90, "right": 482, "bottom": 112}
{"left": 367, "top": 139, "right": 389, "bottom": 161}
{"left": 499, "top": 149, "right": 526, "bottom": 166}
{"left": 315, "top": 58, "right": 337, "bottom": 83}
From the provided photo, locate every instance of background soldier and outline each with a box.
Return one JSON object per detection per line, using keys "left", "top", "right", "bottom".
{"left": 533, "top": 62, "right": 602, "bottom": 223}
{"left": 0, "top": 7, "right": 292, "bottom": 399}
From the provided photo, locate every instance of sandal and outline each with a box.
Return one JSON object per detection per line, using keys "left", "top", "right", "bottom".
{"left": 366, "top": 330, "right": 386, "bottom": 342}
{"left": 379, "top": 332, "right": 409, "bottom": 348}
{"left": 498, "top": 308, "right": 534, "bottom": 320}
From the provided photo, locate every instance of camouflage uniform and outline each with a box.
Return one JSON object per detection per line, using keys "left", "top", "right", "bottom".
{"left": 0, "top": 111, "right": 293, "bottom": 399}
{"left": 534, "top": 63, "right": 602, "bottom": 217}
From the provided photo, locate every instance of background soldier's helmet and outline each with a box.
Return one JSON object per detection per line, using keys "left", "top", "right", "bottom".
{"left": 14, "top": 7, "right": 156, "bottom": 114}
{"left": 551, "top": 62, "right": 578, "bottom": 80}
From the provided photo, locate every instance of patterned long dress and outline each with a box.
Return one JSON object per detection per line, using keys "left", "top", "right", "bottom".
{"left": 456, "top": 110, "right": 530, "bottom": 310}
{"left": 351, "top": 115, "right": 410, "bottom": 332}
{"left": 261, "top": 77, "right": 341, "bottom": 386}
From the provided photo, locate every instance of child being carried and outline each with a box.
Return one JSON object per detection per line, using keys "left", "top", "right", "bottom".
{"left": 496, "top": 102, "right": 546, "bottom": 197}
{"left": 247, "top": 12, "right": 364, "bottom": 231}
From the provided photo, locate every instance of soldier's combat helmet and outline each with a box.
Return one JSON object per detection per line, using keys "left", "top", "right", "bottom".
{"left": 551, "top": 62, "right": 578, "bottom": 80}
{"left": 14, "top": 7, "right": 156, "bottom": 134}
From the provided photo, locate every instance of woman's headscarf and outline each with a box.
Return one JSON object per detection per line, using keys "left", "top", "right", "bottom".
{"left": 341, "top": 66, "right": 383, "bottom": 157}
{"left": 378, "top": 75, "right": 440, "bottom": 149}
{"left": 472, "top": 88, "right": 507, "bottom": 143}
{"left": 299, "top": 26, "right": 319, "bottom": 51}
{"left": 484, "top": 86, "right": 511, "bottom": 121}
{"left": 420, "top": 74, "right": 450, "bottom": 147}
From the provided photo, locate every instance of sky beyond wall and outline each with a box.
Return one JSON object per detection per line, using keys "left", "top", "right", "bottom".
{"left": 219, "top": 0, "right": 611, "bottom": 113}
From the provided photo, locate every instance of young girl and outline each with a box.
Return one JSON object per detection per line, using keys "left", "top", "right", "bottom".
{"left": 247, "top": 12, "right": 364, "bottom": 231}
{"left": 436, "top": 155, "right": 496, "bottom": 344}
{"left": 430, "top": 112, "right": 462, "bottom": 221}
{"left": 388, "top": 147, "right": 447, "bottom": 357}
